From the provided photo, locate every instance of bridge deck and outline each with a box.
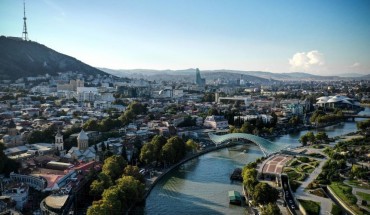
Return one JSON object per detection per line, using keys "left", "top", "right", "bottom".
{"left": 208, "top": 133, "right": 289, "bottom": 156}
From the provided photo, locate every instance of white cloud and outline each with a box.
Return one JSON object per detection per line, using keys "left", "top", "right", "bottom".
{"left": 289, "top": 50, "right": 325, "bottom": 71}
{"left": 350, "top": 62, "right": 361, "bottom": 68}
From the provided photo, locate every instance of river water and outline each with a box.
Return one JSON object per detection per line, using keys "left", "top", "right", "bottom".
{"left": 144, "top": 107, "right": 370, "bottom": 215}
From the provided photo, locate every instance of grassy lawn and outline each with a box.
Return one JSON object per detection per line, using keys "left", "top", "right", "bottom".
{"left": 309, "top": 188, "right": 327, "bottom": 198}
{"left": 288, "top": 159, "right": 300, "bottom": 167}
{"left": 331, "top": 204, "right": 342, "bottom": 215}
{"left": 290, "top": 180, "right": 302, "bottom": 192}
{"left": 357, "top": 191, "right": 370, "bottom": 201}
{"left": 298, "top": 199, "right": 320, "bottom": 215}
{"left": 302, "top": 165, "right": 315, "bottom": 173}
{"left": 347, "top": 179, "right": 370, "bottom": 189}
{"left": 330, "top": 182, "right": 357, "bottom": 204}
{"left": 307, "top": 152, "right": 325, "bottom": 158}
{"left": 329, "top": 182, "right": 365, "bottom": 215}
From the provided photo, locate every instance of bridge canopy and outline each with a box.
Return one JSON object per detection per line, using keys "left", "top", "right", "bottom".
{"left": 208, "top": 133, "right": 289, "bottom": 156}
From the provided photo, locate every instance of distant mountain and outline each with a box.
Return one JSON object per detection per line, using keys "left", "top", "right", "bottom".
{"left": 99, "top": 68, "right": 271, "bottom": 83}
{"left": 336, "top": 72, "right": 366, "bottom": 78}
{"left": 101, "top": 68, "right": 361, "bottom": 81}
{"left": 0, "top": 36, "right": 108, "bottom": 80}
{"left": 359, "top": 74, "right": 370, "bottom": 80}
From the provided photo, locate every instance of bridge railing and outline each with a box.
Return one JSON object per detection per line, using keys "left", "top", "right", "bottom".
{"left": 208, "top": 133, "right": 290, "bottom": 157}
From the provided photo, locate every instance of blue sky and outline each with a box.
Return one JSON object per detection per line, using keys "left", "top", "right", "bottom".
{"left": 1, "top": 0, "right": 369, "bottom": 75}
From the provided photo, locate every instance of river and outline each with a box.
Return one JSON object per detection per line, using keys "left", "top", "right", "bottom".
{"left": 143, "top": 107, "right": 370, "bottom": 215}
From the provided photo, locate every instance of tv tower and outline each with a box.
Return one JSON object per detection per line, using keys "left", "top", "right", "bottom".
{"left": 22, "top": 0, "right": 28, "bottom": 41}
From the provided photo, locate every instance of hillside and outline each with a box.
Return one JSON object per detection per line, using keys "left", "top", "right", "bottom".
{"left": 0, "top": 36, "right": 107, "bottom": 80}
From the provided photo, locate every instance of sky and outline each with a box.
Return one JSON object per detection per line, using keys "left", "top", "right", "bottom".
{"left": 1, "top": 0, "right": 370, "bottom": 75}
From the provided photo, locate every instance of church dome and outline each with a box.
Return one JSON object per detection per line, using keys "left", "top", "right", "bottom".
{"left": 77, "top": 130, "right": 88, "bottom": 140}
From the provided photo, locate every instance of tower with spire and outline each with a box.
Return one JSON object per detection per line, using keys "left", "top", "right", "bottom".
{"left": 55, "top": 130, "right": 66, "bottom": 156}
{"left": 54, "top": 130, "right": 64, "bottom": 151}
{"left": 22, "top": 0, "right": 28, "bottom": 41}
{"left": 77, "top": 130, "right": 89, "bottom": 151}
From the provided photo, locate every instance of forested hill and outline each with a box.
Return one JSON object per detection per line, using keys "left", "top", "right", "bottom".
{"left": 0, "top": 36, "right": 107, "bottom": 80}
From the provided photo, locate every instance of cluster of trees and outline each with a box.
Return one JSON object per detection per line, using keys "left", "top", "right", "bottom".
{"left": 310, "top": 110, "right": 344, "bottom": 125}
{"left": 88, "top": 155, "right": 145, "bottom": 215}
{"left": 242, "top": 163, "right": 280, "bottom": 208}
{"left": 299, "top": 131, "right": 329, "bottom": 146}
{"left": 316, "top": 159, "right": 346, "bottom": 184}
{"left": 357, "top": 119, "right": 370, "bottom": 131}
{"left": 83, "top": 118, "right": 121, "bottom": 132}
{"left": 230, "top": 118, "right": 276, "bottom": 136}
{"left": 27, "top": 123, "right": 59, "bottom": 144}
{"left": 202, "top": 93, "right": 215, "bottom": 102}
{"left": 140, "top": 135, "right": 195, "bottom": 166}
{"left": 177, "top": 116, "right": 196, "bottom": 127}
{"left": 261, "top": 203, "right": 281, "bottom": 215}
{"left": 83, "top": 101, "right": 147, "bottom": 132}
{"left": 165, "top": 104, "right": 184, "bottom": 115}
{"left": 288, "top": 116, "right": 302, "bottom": 126}
{"left": 0, "top": 143, "right": 20, "bottom": 175}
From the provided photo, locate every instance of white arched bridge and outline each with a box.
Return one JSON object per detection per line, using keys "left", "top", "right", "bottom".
{"left": 208, "top": 133, "right": 289, "bottom": 157}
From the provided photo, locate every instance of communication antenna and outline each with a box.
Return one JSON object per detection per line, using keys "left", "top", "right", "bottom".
{"left": 22, "top": 0, "right": 28, "bottom": 41}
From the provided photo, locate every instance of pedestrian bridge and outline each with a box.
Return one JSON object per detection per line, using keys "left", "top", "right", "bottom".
{"left": 208, "top": 133, "right": 289, "bottom": 157}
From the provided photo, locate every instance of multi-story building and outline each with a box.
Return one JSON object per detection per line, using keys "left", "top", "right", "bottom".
{"left": 203, "top": 115, "right": 228, "bottom": 129}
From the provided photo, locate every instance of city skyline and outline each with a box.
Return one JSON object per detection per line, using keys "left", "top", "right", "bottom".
{"left": 1, "top": 0, "right": 370, "bottom": 75}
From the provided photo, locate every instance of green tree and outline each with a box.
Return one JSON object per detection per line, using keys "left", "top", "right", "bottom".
{"left": 128, "top": 101, "right": 147, "bottom": 115}
{"left": 87, "top": 200, "right": 116, "bottom": 215}
{"left": 161, "top": 141, "right": 176, "bottom": 164}
{"left": 121, "top": 145, "right": 128, "bottom": 161}
{"left": 315, "top": 132, "right": 329, "bottom": 143}
{"left": 0, "top": 143, "right": 20, "bottom": 175}
{"left": 299, "top": 135, "right": 309, "bottom": 146}
{"left": 261, "top": 203, "right": 281, "bottom": 215}
{"left": 90, "top": 173, "right": 113, "bottom": 197}
{"left": 167, "top": 136, "right": 186, "bottom": 162}
{"left": 102, "top": 155, "right": 127, "bottom": 181}
{"left": 208, "top": 108, "right": 219, "bottom": 116}
{"left": 185, "top": 139, "right": 198, "bottom": 152}
{"left": 139, "top": 143, "right": 156, "bottom": 165}
{"left": 151, "top": 135, "right": 167, "bottom": 165}
{"left": 116, "top": 176, "right": 145, "bottom": 209}
{"left": 242, "top": 167, "right": 258, "bottom": 196}
{"left": 306, "top": 131, "right": 316, "bottom": 143}
{"left": 123, "top": 165, "right": 145, "bottom": 183}
{"left": 83, "top": 119, "right": 101, "bottom": 131}
{"left": 101, "top": 186, "right": 123, "bottom": 212}
{"left": 252, "top": 182, "right": 279, "bottom": 205}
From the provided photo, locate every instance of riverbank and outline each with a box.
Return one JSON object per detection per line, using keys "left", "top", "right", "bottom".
{"left": 143, "top": 119, "right": 363, "bottom": 199}
{"left": 143, "top": 142, "right": 238, "bottom": 199}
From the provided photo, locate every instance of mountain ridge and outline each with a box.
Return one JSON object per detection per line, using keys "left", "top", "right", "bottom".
{"left": 0, "top": 36, "right": 108, "bottom": 80}
{"left": 99, "top": 68, "right": 370, "bottom": 81}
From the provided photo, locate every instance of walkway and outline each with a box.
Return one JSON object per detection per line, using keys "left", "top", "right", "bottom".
{"left": 344, "top": 180, "right": 370, "bottom": 213}
{"left": 294, "top": 155, "right": 333, "bottom": 214}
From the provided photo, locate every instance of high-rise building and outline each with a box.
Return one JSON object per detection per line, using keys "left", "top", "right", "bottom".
{"left": 195, "top": 68, "right": 206, "bottom": 86}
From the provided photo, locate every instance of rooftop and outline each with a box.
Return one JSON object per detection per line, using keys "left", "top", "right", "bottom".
{"left": 44, "top": 194, "right": 69, "bottom": 209}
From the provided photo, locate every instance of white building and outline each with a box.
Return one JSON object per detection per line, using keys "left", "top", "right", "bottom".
{"left": 1, "top": 183, "right": 29, "bottom": 210}
{"left": 203, "top": 115, "right": 228, "bottom": 129}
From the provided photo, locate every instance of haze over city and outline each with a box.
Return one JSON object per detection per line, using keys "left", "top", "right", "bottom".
{"left": 1, "top": 0, "right": 369, "bottom": 75}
